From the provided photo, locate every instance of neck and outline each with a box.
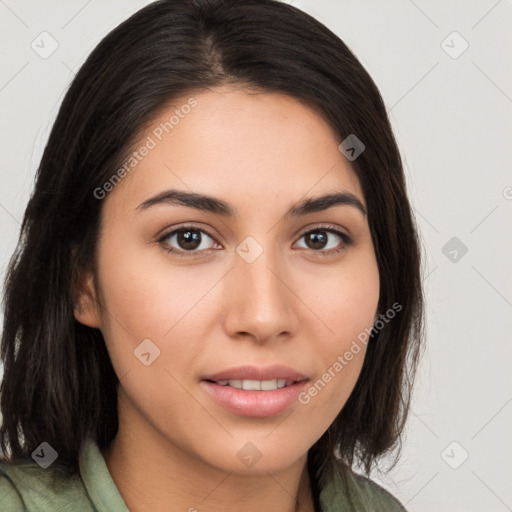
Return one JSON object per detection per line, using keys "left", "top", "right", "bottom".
{"left": 102, "top": 413, "right": 316, "bottom": 512}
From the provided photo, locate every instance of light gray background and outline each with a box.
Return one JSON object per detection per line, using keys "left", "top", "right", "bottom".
{"left": 1, "top": 1, "right": 511, "bottom": 510}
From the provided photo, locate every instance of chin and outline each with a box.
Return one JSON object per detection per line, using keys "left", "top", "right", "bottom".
{"left": 199, "top": 437, "right": 312, "bottom": 476}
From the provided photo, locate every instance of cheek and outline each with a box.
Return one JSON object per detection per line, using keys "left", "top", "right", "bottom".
{"left": 298, "top": 250, "right": 380, "bottom": 344}
{"left": 93, "top": 247, "right": 223, "bottom": 435}
{"left": 94, "top": 237, "right": 228, "bottom": 381}
{"left": 294, "top": 252, "right": 379, "bottom": 414}
{"left": 97, "top": 236, "right": 225, "bottom": 334}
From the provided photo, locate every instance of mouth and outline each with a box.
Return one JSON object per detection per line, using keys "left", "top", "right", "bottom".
{"left": 200, "top": 364, "right": 309, "bottom": 417}
{"left": 203, "top": 378, "right": 299, "bottom": 390}
{"left": 201, "top": 364, "right": 308, "bottom": 384}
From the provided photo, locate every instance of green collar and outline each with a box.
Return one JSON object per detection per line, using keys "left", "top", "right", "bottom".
{"left": 79, "top": 439, "right": 129, "bottom": 511}
{"left": 79, "top": 439, "right": 403, "bottom": 511}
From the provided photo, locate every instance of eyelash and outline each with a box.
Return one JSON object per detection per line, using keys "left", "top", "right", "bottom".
{"left": 156, "top": 224, "right": 353, "bottom": 259}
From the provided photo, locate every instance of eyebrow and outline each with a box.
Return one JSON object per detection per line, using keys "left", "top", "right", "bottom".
{"left": 136, "top": 189, "right": 366, "bottom": 217}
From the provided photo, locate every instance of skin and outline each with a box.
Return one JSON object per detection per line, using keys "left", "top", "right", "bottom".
{"left": 75, "top": 86, "right": 380, "bottom": 512}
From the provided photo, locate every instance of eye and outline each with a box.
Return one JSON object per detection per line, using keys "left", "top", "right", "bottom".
{"left": 157, "top": 226, "right": 219, "bottom": 256}
{"left": 156, "top": 223, "right": 353, "bottom": 258}
{"left": 294, "top": 225, "right": 353, "bottom": 254}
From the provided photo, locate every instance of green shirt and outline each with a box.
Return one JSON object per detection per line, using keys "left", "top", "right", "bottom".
{"left": 0, "top": 440, "right": 406, "bottom": 511}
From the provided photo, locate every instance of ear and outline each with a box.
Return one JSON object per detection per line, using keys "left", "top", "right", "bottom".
{"left": 73, "top": 269, "right": 102, "bottom": 329}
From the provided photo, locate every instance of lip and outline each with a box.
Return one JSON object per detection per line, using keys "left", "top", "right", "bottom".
{"left": 201, "top": 364, "right": 308, "bottom": 383}
{"left": 200, "top": 365, "right": 309, "bottom": 418}
{"left": 200, "top": 380, "right": 308, "bottom": 418}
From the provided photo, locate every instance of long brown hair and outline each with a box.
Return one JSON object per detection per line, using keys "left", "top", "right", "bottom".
{"left": 1, "top": 0, "right": 424, "bottom": 484}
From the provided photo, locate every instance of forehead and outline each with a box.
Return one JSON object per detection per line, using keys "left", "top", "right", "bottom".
{"left": 106, "top": 86, "right": 364, "bottom": 215}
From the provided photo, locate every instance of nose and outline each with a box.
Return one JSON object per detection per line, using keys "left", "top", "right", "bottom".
{"left": 222, "top": 247, "right": 299, "bottom": 344}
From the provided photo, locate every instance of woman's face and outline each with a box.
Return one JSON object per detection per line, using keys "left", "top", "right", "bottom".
{"left": 76, "top": 86, "right": 379, "bottom": 474}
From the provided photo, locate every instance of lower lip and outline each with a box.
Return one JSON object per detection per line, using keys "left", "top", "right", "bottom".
{"left": 200, "top": 380, "right": 308, "bottom": 418}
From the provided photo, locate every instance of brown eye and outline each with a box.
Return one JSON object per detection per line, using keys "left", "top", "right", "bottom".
{"left": 295, "top": 226, "right": 353, "bottom": 255}
{"left": 304, "top": 231, "right": 329, "bottom": 250}
{"left": 176, "top": 229, "right": 202, "bottom": 250}
{"left": 159, "top": 227, "right": 217, "bottom": 254}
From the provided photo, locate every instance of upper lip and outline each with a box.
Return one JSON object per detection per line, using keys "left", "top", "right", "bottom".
{"left": 202, "top": 364, "right": 309, "bottom": 382}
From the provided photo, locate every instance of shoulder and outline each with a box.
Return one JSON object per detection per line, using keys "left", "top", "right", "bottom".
{"left": 0, "top": 465, "right": 24, "bottom": 511}
{"left": 0, "top": 457, "right": 94, "bottom": 512}
{"left": 343, "top": 467, "right": 407, "bottom": 511}
{"left": 318, "top": 460, "right": 407, "bottom": 512}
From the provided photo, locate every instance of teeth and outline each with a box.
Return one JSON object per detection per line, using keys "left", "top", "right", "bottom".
{"left": 214, "top": 379, "right": 293, "bottom": 390}
{"left": 243, "top": 379, "right": 262, "bottom": 390}
{"left": 260, "top": 379, "right": 277, "bottom": 390}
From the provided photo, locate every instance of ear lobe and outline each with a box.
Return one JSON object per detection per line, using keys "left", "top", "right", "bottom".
{"left": 73, "top": 271, "right": 102, "bottom": 328}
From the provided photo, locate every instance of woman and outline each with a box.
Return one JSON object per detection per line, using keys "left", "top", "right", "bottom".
{"left": 0, "top": 0, "right": 424, "bottom": 510}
